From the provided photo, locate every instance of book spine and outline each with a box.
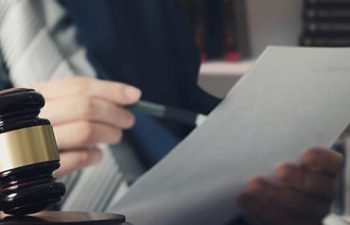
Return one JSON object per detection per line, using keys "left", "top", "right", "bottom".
{"left": 221, "top": 0, "right": 240, "bottom": 62}
{"left": 304, "top": 21, "right": 350, "bottom": 34}
{"left": 306, "top": 0, "right": 350, "bottom": 3}
{"left": 193, "top": 0, "right": 207, "bottom": 62}
{"left": 305, "top": 0, "right": 350, "bottom": 8}
{"left": 300, "top": 36, "right": 350, "bottom": 46}
{"left": 305, "top": 8, "right": 350, "bottom": 20}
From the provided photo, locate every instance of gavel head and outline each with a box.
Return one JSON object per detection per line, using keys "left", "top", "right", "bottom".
{"left": 0, "top": 88, "right": 65, "bottom": 215}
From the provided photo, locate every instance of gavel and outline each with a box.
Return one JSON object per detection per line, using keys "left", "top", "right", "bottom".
{"left": 0, "top": 88, "right": 129, "bottom": 224}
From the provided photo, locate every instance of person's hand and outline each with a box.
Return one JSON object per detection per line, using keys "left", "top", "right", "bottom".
{"left": 238, "top": 147, "right": 343, "bottom": 225}
{"left": 30, "top": 77, "right": 141, "bottom": 177}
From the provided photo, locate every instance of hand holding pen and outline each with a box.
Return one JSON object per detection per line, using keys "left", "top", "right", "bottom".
{"left": 31, "top": 77, "right": 142, "bottom": 176}
{"left": 30, "top": 77, "right": 206, "bottom": 176}
{"left": 130, "top": 100, "right": 207, "bottom": 127}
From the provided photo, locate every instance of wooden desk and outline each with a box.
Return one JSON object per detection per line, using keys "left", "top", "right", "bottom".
{"left": 0, "top": 211, "right": 130, "bottom": 225}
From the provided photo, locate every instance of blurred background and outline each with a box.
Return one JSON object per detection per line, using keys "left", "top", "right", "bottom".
{"left": 183, "top": 0, "right": 350, "bottom": 98}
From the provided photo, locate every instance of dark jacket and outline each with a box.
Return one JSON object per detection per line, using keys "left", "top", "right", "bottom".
{"left": 61, "top": 0, "right": 219, "bottom": 114}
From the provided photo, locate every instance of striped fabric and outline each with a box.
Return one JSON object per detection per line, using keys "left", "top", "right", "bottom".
{"left": 0, "top": 0, "right": 128, "bottom": 212}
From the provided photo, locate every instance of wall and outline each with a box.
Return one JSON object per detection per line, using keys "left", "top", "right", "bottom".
{"left": 246, "top": 0, "right": 303, "bottom": 58}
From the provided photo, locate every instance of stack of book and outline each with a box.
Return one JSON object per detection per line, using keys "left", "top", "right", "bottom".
{"left": 177, "top": 0, "right": 250, "bottom": 62}
{"left": 300, "top": 0, "right": 350, "bottom": 47}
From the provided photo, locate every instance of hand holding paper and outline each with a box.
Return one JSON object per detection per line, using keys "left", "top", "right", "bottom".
{"left": 110, "top": 46, "right": 350, "bottom": 225}
{"left": 238, "top": 148, "right": 343, "bottom": 225}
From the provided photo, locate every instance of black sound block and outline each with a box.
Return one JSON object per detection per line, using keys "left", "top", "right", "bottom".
{"left": 0, "top": 211, "right": 130, "bottom": 225}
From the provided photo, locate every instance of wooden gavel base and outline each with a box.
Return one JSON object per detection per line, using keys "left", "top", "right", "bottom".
{"left": 0, "top": 211, "right": 130, "bottom": 225}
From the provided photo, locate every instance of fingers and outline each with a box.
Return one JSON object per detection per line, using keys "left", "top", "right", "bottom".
{"left": 238, "top": 148, "right": 342, "bottom": 225}
{"left": 53, "top": 121, "right": 123, "bottom": 149}
{"left": 31, "top": 77, "right": 141, "bottom": 105}
{"left": 32, "top": 77, "right": 140, "bottom": 150}
{"left": 238, "top": 178, "right": 328, "bottom": 225}
{"left": 30, "top": 77, "right": 141, "bottom": 176}
{"left": 239, "top": 191, "right": 297, "bottom": 225}
{"left": 302, "top": 147, "right": 343, "bottom": 175}
{"left": 277, "top": 164, "right": 336, "bottom": 200}
{"left": 275, "top": 148, "right": 343, "bottom": 201}
{"left": 251, "top": 178, "right": 330, "bottom": 217}
{"left": 238, "top": 191, "right": 321, "bottom": 225}
{"left": 41, "top": 96, "right": 135, "bottom": 129}
{"left": 53, "top": 146, "right": 102, "bottom": 177}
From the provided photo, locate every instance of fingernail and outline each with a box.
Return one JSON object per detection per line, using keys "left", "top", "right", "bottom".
{"left": 124, "top": 86, "right": 141, "bottom": 101}
{"left": 126, "top": 112, "right": 136, "bottom": 128}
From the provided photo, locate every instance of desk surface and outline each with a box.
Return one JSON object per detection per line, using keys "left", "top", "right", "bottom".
{"left": 0, "top": 211, "right": 127, "bottom": 225}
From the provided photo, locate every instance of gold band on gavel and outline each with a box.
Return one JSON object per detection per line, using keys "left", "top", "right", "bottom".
{"left": 0, "top": 125, "right": 59, "bottom": 172}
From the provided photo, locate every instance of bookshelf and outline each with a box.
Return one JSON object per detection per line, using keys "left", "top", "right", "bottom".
{"left": 198, "top": 0, "right": 303, "bottom": 98}
{"left": 245, "top": 0, "right": 303, "bottom": 58}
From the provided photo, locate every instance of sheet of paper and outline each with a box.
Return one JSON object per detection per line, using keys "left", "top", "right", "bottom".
{"left": 109, "top": 46, "right": 350, "bottom": 225}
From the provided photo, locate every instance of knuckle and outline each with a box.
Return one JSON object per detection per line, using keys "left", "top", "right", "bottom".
{"left": 277, "top": 164, "right": 294, "bottom": 182}
{"left": 122, "top": 111, "right": 135, "bottom": 128}
{"left": 113, "top": 129, "right": 123, "bottom": 143}
{"left": 77, "top": 152, "right": 91, "bottom": 166}
{"left": 77, "top": 151, "right": 98, "bottom": 167}
{"left": 303, "top": 148, "right": 322, "bottom": 163}
{"left": 74, "top": 77, "right": 94, "bottom": 95}
{"left": 77, "top": 122, "right": 95, "bottom": 145}
{"left": 248, "top": 178, "right": 266, "bottom": 192}
{"left": 78, "top": 97, "right": 96, "bottom": 119}
{"left": 103, "top": 128, "right": 123, "bottom": 144}
{"left": 299, "top": 170, "right": 312, "bottom": 191}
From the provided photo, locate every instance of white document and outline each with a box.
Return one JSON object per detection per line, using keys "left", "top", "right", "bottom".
{"left": 109, "top": 46, "right": 350, "bottom": 225}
